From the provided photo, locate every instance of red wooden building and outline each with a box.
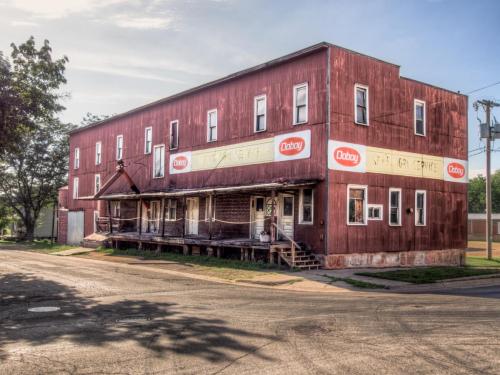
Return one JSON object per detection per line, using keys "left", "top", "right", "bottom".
{"left": 58, "top": 42, "right": 468, "bottom": 269}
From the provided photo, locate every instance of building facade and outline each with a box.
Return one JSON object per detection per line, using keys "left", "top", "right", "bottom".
{"left": 468, "top": 213, "right": 500, "bottom": 242}
{"left": 58, "top": 42, "right": 468, "bottom": 268}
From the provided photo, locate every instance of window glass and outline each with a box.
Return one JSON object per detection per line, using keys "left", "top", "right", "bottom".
{"left": 96, "top": 142, "right": 101, "bottom": 165}
{"left": 390, "top": 190, "right": 401, "bottom": 225}
{"left": 294, "top": 84, "right": 308, "bottom": 124}
{"left": 256, "top": 197, "right": 264, "bottom": 211}
{"left": 255, "top": 97, "right": 266, "bottom": 131}
{"left": 208, "top": 110, "right": 217, "bottom": 141}
{"left": 170, "top": 121, "right": 178, "bottom": 149}
{"left": 349, "top": 188, "right": 365, "bottom": 224}
{"left": 415, "top": 103, "right": 425, "bottom": 135}
{"left": 416, "top": 191, "right": 426, "bottom": 225}
{"left": 153, "top": 145, "right": 165, "bottom": 178}
{"left": 300, "top": 188, "right": 313, "bottom": 223}
{"left": 355, "top": 86, "right": 368, "bottom": 124}
{"left": 283, "top": 196, "right": 293, "bottom": 216}
{"left": 145, "top": 128, "right": 152, "bottom": 153}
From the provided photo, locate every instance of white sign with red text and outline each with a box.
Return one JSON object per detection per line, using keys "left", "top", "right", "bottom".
{"left": 328, "top": 140, "right": 366, "bottom": 173}
{"left": 443, "top": 157, "right": 468, "bottom": 183}
{"left": 273, "top": 129, "right": 311, "bottom": 162}
{"left": 169, "top": 151, "right": 192, "bottom": 174}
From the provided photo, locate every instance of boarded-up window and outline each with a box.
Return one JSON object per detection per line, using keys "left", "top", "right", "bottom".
{"left": 348, "top": 186, "right": 366, "bottom": 224}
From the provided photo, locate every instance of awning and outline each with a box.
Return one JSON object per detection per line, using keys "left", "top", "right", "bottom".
{"left": 98, "top": 180, "right": 320, "bottom": 200}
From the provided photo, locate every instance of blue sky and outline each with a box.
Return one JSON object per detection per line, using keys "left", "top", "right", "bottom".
{"left": 1, "top": 0, "right": 499, "bottom": 175}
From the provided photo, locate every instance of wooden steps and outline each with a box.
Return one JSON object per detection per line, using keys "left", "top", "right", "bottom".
{"left": 271, "top": 246, "right": 321, "bottom": 270}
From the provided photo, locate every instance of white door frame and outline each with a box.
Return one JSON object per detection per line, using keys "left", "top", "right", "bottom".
{"left": 185, "top": 197, "right": 199, "bottom": 235}
{"left": 250, "top": 196, "right": 266, "bottom": 239}
{"left": 278, "top": 193, "right": 294, "bottom": 240}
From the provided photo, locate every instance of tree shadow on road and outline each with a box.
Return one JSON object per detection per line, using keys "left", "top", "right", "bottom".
{"left": 0, "top": 272, "right": 278, "bottom": 364}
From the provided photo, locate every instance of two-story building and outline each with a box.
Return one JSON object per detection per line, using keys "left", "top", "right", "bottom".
{"left": 58, "top": 42, "right": 468, "bottom": 269}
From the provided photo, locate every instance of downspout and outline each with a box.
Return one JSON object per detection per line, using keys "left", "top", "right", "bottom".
{"left": 325, "top": 46, "right": 331, "bottom": 256}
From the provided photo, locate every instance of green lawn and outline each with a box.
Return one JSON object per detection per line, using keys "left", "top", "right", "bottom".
{"left": 357, "top": 266, "right": 500, "bottom": 284}
{"left": 466, "top": 256, "right": 500, "bottom": 268}
{"left": 322, "top": 274, "right": 387, "bottom": 289}
{"left": 95, "top": 247, "right": 279, "bottom": 272}
{"left": 0, "top": 239, "right": 75, "bottom": 253}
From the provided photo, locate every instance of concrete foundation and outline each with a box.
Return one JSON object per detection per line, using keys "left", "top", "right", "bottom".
{"left": 322, "top": 248, "right": 465, "bottom": 269}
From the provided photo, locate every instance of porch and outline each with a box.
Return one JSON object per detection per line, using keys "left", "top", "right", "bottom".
{"left": 94, "top": 181, "right": 322, "bottom": 269}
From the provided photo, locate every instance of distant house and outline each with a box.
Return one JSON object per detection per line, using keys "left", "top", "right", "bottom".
{"left": 468, "top": 213, "right": 500, "bottom": 241}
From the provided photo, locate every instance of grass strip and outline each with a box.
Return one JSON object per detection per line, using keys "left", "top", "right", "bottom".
{"left": 322, "top": 274, "right": 387, "bottom": 289}
{"left": 357, "top": 266, "right": 500, "bottom": 284}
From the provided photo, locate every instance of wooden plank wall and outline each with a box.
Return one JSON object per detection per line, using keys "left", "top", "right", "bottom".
{"left": 327, "top": 46, "right": 468, "bottom": 255}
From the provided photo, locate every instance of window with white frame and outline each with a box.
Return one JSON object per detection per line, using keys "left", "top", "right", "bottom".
{"left": 293, "top": 83, "right": 308, "bottom": 124}
{"left": 207, "top": 109, "right": 217, "bottom": 142}
{"left": 74, "top": 147, "right": 80, "bottom": 169}
{"left": 348, "top": 185, "right": 367, "bottom": 225}
{"left": 389, "top": 188, "right": 402, "bottom": 226}
{"left": 93, "top": 211, "right": 99, "bottom": 233}
{"left": 415, "top": 190, "right": 426, "bottom": 226}
{"left": 204, "top": 196, "right": 216, "bottom": 222}
{"left": 116, "top": 135, "right": 123, "bottom": 160}
{"left": 73, "top": 177, "right": 79, "bottom": 199}
{"left": 165, "top": 199, "right": 177, "bottom": 221}
{"left": 95, "top": 142, "right": 101, "bottom": 165}
{"left": 170, "top": 120, "right": 179, "bottom": 150}
{"left": 144, "top": 127, "right": 152, "bottom": 154}
{"left": 94, "top": 174, "right": 100, "bottom": 194}
{"left": 254, "top": 95, "right": 266, "bottom": 132}
{"left": 368, "top": 204, "right": 383, "bottom": 220}
{"left": 153, "top": 144, "right": 165, "bottom": 178}
{"left": 414, "top": 100, "right": 426, "bottom": 136}
{"left": 355, "top": 84, "right": 369, "bottom": 125}
{"left": 299, "top": 188, "right": 314, "bottom": 224}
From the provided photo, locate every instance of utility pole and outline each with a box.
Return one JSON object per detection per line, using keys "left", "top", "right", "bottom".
{"left": 476, "top": 100, "right": 500, "bottom": 260}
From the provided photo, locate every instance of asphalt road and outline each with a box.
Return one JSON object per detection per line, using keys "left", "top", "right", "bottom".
{"left": 1, "top": 250, "right": 500, "bottom": 375}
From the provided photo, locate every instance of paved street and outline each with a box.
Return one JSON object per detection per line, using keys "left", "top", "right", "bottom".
{"left": 1, "top": 249, "right": 500, "bottom": 374}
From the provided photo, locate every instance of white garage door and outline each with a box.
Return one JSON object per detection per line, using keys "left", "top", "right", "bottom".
{"left": 67, "top": 211, "right": 84, "bottom": 245}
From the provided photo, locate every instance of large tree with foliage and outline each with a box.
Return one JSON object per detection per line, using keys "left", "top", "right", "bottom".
{"left": 468, "top": 170, "right": 500, "bottom": 213}
{"left": 0, "top": 37, "right": 71, "bottom": 240}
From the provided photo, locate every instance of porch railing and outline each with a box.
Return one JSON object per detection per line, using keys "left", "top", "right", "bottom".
{"left": 271, "top": 223, "right": 301, "bottom": 266}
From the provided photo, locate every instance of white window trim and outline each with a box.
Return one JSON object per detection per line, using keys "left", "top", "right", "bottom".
{"left": 170, "top": 120, "right": 179, "bottom": 150}
{"left": 74, "top": 147, "right": 80, "bottom": 169}
{"left": 95, "top": 142, "right": 101, "bottom": 165}
{"left": 153, "top": 144, "right": 165, "bottom": 179}
{"left": 165, "top": 199, "right": 177, "bottom": 221}
{"left": 414, "top": 99, "right": 426, "bottom": 136}
{"left": 415, "top": 190, "right": 427, "bottom": 226}
{"left": 293, "top": 82, "right": 308, "bottom": 125}
{"left": 347, "top": 184, "right": 368, "bottom": 226}
{"left": 368, "top": 204, "right": 383, "bottom": 220}
{"left": 94, "top": 174, "right": 100, "bottom": 195}
{"left": 299, "top": 188, "right": 314, "bottom": 224}
{"left": 388, "top": 188, "right": 402, "bottom": 226}
{"left": 254, "top": 94, "right": 267, "bottom": 132}
{"left": 144, "top": 127, "right": 152, "bottom": 154}
{"left": 73, "top": 177, "right": 79, "bottom": 199}
{"left": 116, "top": 135, "right": 123, "bottom": 160}
{"left": 354, "top": 83, "right": 369, "bottom": 126}
{"left": 207, "top": 109, "right": 218, "bottom": 142}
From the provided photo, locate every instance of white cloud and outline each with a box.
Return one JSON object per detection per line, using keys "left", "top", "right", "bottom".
{"left": 469, "top": 168, "right": 485, "bottom": 178}
{"left": 109, "top": 14, "right": 172, "bottom": 30}
{"left": 11, "top": 20, "right": 39, "bottom": 27}
{"left": 5, "top": 0, "right": 126, "bottom": 19}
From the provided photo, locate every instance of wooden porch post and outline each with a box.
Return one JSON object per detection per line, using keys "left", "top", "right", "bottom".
{"left": 138, "top": 199, "right": 143, "bottom": 236}
{"left": 208, "top": 193, "right": 213, "bottom": 240}
{"left": 182, "top": 196, "right": 187, "bottom": 238}
{"left": 161, "top": 198, "right": 166, "bottom": 237}
{"left": 271, "top": 190, "right": 277, "bottom": 243}
{"left": 107, "top": 200, "right": 113, "bottom": 234}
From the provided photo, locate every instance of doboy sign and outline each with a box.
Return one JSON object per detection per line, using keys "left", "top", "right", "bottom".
{"left": 443, "top": 157, "right": 468, "bottom": 183}
{"left": 274, "top": 130, "right": 311, "bottom": 162}
{"left": 328, "top": 140, "right": 366, "bottom": 173}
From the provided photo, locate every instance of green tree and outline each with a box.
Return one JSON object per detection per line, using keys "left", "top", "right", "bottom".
{"left": 468, "top": 170, "right": 500, "bottom": 213}
{"left": 0, "top": 37, "right": 70, "bottom": 240}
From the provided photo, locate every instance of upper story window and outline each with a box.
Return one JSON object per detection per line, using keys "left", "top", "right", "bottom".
{"left": 74, "top": 147, "right": 80, "bottom": 169}
{"left": 389, "top": 188, "right": 402, "bottom": 226}
{"left": 116, "top": 135, "right": 123, "bottom": 160}
{"left": 293, "top": 83, "right": 308, "bottom": 125}
{"left": 254, "top": 95, "right": 267, "bottom": 132}
{"left": 170, "top": 120, "right": 179, "bottom": 150}
{"left": 355, "top": 84, "right": 369, "bottom": 125}
{"left": 73, "top": 177, "right": 79, "bottom": 199}
{"left": 415, "top": 190, "right": 427, "bottom": 226}
{"left": 347, "top": 185, "right": 367, "bottom": 225}
{"left": 414, "top": 99, "right": 426, "bottom": 136}
{"left": 207, "top": 109, "right": 217, "bottom": 142}
{"left": 95, "top": 142, "right": 101, "bottom": 165}
{"left": 144, "top": 127, "right": 152, "bottom": 154}
{"left": 94, "top": 174, "right": 101, "bottom": 194}
{"left": 153, "top": 144, "right": 165, "bottom": 178}
{"left": 299, "top": 188, "right": 314, "bottom": 224}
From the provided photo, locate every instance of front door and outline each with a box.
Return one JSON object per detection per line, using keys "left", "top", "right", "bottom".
{"left": 250, "top": 196, "right": 265, "bottom": 239}
{"left": 278, "top": 194, "right": 294, "bottom": 240}
{"left": 185, "top": 197, "right": 199, "bottom": 235}
{"left": 149, "top": 201, "right": 160, "bottom": 233}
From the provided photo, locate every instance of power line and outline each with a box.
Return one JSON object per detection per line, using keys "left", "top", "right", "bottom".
{"left": 466, "top": 81, "right": 500, "bottom": 95}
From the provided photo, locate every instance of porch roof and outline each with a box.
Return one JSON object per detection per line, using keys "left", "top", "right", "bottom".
{"left": 98, "top": 180, "right": 319, "bottom": 200}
